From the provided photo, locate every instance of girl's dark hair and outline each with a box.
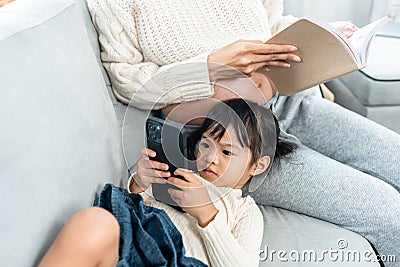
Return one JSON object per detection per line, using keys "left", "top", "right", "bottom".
{"left": 188, "top": 98, "right": 297, "bottom": 166}
{"left": 272, "top": 114, "right": 298, "bottom": 162}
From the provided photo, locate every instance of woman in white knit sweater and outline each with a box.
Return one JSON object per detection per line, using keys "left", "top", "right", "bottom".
{"left": 87, "top": 0, "right": 400, "bottom": 264}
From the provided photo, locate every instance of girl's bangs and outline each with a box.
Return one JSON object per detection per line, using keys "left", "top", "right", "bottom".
{"left": 204, "top": 111, "right": 249, "bottom": 149}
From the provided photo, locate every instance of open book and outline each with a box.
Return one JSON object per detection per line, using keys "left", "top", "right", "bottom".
{"left": 265, "top": 17, "right": 392, "bottom": 96}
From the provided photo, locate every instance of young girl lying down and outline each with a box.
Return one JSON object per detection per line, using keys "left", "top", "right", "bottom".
{"left": 39, "top": 98, "right": 297, "bottom": 267}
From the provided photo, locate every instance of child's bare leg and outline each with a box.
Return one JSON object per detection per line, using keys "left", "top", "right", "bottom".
{"left": 38, "top": 207, "right": 120, "bottom": 267}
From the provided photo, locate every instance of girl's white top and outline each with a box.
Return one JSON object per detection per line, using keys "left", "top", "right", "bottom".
{"left": 127, "top": 174, "right": 264, "bottom": 267}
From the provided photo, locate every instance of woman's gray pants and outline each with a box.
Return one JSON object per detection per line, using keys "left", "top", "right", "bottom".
{"left": 244, "top": 87, "right": 400, "bottom": 266}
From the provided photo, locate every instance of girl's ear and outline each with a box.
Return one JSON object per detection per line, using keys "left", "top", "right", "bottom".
{"left": 252, "top": 156, "right": 271, "bottom": 176}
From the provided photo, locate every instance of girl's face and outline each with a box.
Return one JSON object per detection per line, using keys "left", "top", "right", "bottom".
{"left": 196, "top": 125, "right": 256, "bottom": 189}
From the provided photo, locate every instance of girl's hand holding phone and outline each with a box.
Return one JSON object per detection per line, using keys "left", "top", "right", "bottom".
{"left": 131, "top": 148, "right": 170, "bottom": 193}
{"left": 167, "top": 168, "right": 219, "bottom": 228}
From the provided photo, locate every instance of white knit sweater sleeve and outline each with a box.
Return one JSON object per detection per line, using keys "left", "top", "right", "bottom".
{"left": 197, "top": 198, "right": 264, "bottom": 267}
{"left": 88, "top": 0, "right": 214, "bottom": 110}
{"left": 261, "top": 0, "right": 299, "bottom": 35}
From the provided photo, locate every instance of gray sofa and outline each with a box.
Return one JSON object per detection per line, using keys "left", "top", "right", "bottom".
{"left": 0, "top": 0, "right": 380, "bottom": 266}
{"left": 326, "top": 29, "right": 400, "bottom": 134}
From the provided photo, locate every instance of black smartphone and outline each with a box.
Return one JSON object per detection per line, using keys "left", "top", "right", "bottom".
{"left": 145, "top": 115, "right": 198, "bottom": 211}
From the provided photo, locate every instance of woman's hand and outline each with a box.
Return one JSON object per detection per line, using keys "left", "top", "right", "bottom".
{"left": 131, "top": 148, "right": 170, "bottom": 193}
{"left": 208, "top": 39, "right": 301, "bottom": 81}
{"left": 167, "top": 168, "right": 219, "bottom": 227}
{"left": 329, "top": 21, "right": 358, "bottom": 38}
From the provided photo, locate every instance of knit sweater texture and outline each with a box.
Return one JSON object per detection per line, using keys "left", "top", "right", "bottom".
{"left": 127, "top": 174, "right": 264, "bottom": 267}
{"left": 88, "top": 0, "right": 297, "bottom": 109}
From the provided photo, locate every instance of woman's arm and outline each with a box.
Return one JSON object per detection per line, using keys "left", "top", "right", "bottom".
{"left": 197, "top": 200, "right": 264, "bottom": 267}
{"left": 162, "top": 72, "right": 276, "bottom": 125}
{"left": 88, "top": 0, "right": 214, "bottom": 110}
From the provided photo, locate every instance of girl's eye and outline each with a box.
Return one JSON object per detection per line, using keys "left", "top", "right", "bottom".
{"left": 222, "top": 150, "right": 232, "bottom": 156}
{"left": 200, "top": 142, "right": 210, "bottom": 149}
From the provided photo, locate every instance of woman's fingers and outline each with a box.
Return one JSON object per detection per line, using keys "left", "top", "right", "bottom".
{"left": 255, "top": 52, "right": 301, "bottom": 63}
{"left": 247, "top": 43, "right": 298, "bottom": 54}
{"left": 342, "top": 24, "right": 358, "bottom": 38}
{"left": 242, "top": 52, "right": 301, "bottom": 66}
{"left": 208, "top": 40, "right": 301, "bottom": 79}
{"left": 240, "top": 58, "right": 297, "bottom": 75}
{"left": 329, "top": 21, "right": 358, "bottom": 38}
{"left": 237, "top": 43, "right": 300, "bottom": 64}
{"left": 238, "top": 44, "right": 301, "bottom": 74}
{"left": 265, "top": 60, "right": 292, "bottom": 68}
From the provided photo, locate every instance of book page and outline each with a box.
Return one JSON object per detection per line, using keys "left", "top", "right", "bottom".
{"left": 348, "top": 17, "right": 392, "bottom": 66}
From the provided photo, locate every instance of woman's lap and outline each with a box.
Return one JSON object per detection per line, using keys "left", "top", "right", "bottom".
{"left": 277, "top": 89, "right": 400, "bottom": 191}
{"left": 246, "top": 144, "right": 400, "bottom": 265}
{"left": 244, "top": 88, "right": 400, "bottom": 264}
{"left": 248, "top": 144, "right": 399, "bottom": 225}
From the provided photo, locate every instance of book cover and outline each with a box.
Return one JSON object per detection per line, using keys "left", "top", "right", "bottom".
{"left": 265, "top": 17, "right": 391, "bottom": 96}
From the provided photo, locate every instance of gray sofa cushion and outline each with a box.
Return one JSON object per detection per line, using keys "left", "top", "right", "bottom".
{"left": 337, "top": 36, "right": 400, "bottom": 107}
{"left": 74, "top": 0, "right": 149, "bottom": 170}
{"left": 0, "top": 0, "right": 125, "bottom": 266}
{"left": 258, "top": 206, "right": 379, "bottom": 266}
{"left": 326, "top": 33, "right": 400, "bottom": 133}
{"left": 76, "top": 0, "right": 112, "bottom": 88}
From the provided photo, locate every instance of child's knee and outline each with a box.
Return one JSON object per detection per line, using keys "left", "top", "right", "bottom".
{"left": 39, "top": 207, "right": 120, "bottom": 267}
{"left": 64, "top": 207, "right": 120, "bottom": 255}
{"left": 71, "top": 207, "right": 119, "bottom": 231}
{"left": 75, "top": 207, "right": 119, "bottom": 240}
